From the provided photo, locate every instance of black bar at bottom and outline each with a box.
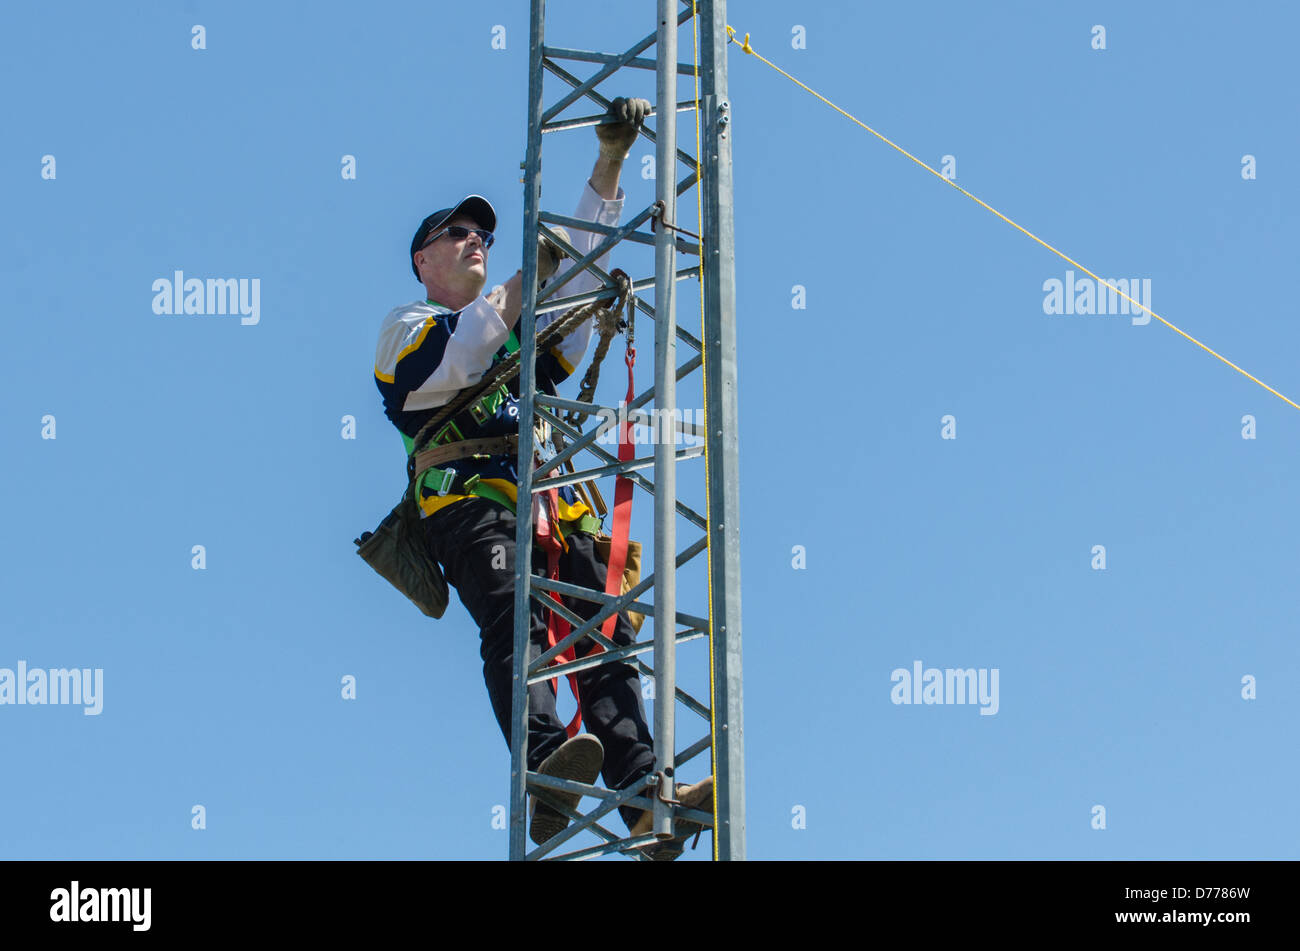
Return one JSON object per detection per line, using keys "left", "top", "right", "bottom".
{"left": 0, "top": 860, "right": 1282, "bottom": 937}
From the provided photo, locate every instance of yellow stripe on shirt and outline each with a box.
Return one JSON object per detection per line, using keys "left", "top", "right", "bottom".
{"left": 552, "top": 346, "right": 575, "bottom": 377}
{"left": 376, "top": 316, "right": 440, "bottom": 384}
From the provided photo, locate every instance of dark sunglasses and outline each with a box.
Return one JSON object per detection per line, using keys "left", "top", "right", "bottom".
{"left": 420, "top": 225, "right": 495, "bottom": 251}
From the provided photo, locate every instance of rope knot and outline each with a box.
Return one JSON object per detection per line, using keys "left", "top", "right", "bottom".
{"left": 725, "top": 24, "right": 753, "bottom": 53}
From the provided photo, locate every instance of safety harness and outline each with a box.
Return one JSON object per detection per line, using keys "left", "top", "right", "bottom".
{"left": 406, "top": 277, "right": 637, "bottom": 736}
{"left": 402, "top": 324, "right": 602, "bottom": 532}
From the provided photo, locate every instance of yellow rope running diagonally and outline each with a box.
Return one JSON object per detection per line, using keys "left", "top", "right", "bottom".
{"left": 724, "top": 25, "right": 1300, "bottom": 414}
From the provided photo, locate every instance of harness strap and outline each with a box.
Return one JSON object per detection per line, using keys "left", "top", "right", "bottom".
{"left": 537, "top": 488, "right": 584, "bottom": 738}
{"left": 600, "top": 347, "right": 637, "bottom": 643}
{"left": 412, "top": 434, "right": 520, "bottom": 478}
{"left": 462, "top": 477, "right": 516, "bottom": 514}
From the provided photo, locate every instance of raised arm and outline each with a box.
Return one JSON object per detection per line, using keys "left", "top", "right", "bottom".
{"left": 488, "top": 97, "right": 650, "bottom": 331}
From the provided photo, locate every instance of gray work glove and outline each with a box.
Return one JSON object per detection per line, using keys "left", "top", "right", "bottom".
{"left": 537, "top": 226, "right": 572, "bottom": 283}
{"left": 596, "top": 96, "right": 651, "bottom": 161}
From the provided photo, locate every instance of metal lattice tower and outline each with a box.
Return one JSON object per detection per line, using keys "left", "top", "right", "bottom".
{"left": 509, "top": 0, "right": 743, "bottom": 860}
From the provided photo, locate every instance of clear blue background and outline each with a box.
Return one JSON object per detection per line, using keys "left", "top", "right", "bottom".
{"left": 2, "top": 0, "right": 1295, "bottom": 860}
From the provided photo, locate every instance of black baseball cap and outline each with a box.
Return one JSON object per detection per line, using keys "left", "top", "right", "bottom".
{"left": 410, "top": 195, "right": 497, "bottom": 280}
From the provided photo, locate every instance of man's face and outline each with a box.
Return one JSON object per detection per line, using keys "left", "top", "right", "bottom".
{"left": 414, "top": 213, "right": 489, "bottom": 291}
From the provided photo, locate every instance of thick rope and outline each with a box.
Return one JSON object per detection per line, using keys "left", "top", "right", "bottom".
{"left": 563, "top": 270, "right": 634, "bottom": 430}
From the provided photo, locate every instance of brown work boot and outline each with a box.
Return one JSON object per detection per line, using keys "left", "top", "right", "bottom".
{"left": 628, "top": 776, "right": 714, "bottom": 860}
{"left": 529, "top": 734, "right": 604, "bottom": 846}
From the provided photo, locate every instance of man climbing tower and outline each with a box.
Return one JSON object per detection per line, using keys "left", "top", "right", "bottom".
{"left": 372, "top": 96, "right": 711, "bottom": 858}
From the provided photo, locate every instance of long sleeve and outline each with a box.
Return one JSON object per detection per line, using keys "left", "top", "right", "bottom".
{"left": 374, "top": 296, "right": 511, "bottom": 419}
{"left": 538, "top": 180, "right": 626, "bottom": 381}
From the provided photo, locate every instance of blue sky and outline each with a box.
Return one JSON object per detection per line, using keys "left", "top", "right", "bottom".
{"left": 2, "top": 1, "right": 1296, "bottom": 860}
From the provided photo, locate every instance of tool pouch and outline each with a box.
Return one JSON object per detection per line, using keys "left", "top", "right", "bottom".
{"left": 354, "top": 482, "right": 449, "bottom": 619}
{"left": 592, "top": 533, "right": 645, "bottom": 633}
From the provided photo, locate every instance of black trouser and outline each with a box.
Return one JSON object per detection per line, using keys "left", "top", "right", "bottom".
{"left": 422, "top": 496, "right": 655, "bottom": 829}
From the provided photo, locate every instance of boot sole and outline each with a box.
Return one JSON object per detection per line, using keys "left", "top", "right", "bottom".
{"left": 529, "top": 736, "right": 604, "bottom": 846}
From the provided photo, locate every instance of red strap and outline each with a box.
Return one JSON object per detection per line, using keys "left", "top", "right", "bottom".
{"left": 600, "top": 347, "right": 637, "bottom": 642}
{"left": 537, "top": 488, "right": 583, "bottom": 738}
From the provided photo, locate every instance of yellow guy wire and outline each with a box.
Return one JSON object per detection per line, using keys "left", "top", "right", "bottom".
{"left": 690, "top": 0, "right": 720, "bottom": 862}
{"left": 724, "top": 26, "right": 1300, "bottom": 413}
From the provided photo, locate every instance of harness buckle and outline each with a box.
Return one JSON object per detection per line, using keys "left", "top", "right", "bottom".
{"left": 468, "top": 385, "right": 508, "bottom": 427}
{"left": 432, "top": 421, "right": 462, "bottom": 446}
{"left": 533, "top": 418, "right": 555, "bottom": 465}
{"left": 433, "top": 467, "right": 457, "bottom": 496}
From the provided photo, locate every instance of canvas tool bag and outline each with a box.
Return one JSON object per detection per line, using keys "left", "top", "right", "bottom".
{"left": 352, "top": 435, "right": 523, "bottom": 620}
{"left": 353, "top": 478, "right": 449, "bottom": 619}
{"left": 593, "top": 533, "right": 644, "bottom": 633}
